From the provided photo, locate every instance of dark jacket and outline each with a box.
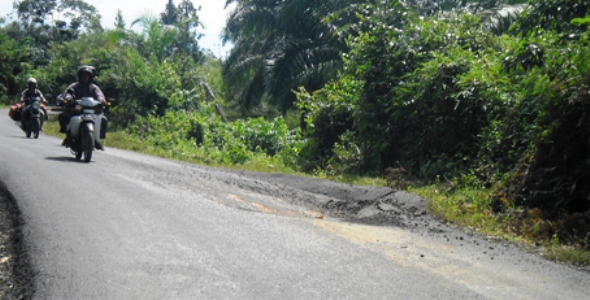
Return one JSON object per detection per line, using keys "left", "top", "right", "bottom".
{"left": 64, "top": 82, "right": 105, "bottom": 107}
{"left": 20, "top": 88, "right": 46, "bottom": 105}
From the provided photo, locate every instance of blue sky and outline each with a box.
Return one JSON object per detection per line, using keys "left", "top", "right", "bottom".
{"left": 0, "top": 0, "right": 234, "bottom": 57}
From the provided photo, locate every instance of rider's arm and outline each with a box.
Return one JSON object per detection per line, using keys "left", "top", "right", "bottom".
{"left": 93, "top": 85, "right": 106, "bottom": 105}
{"left": 19, "top": 90, "right": 26, "bottom": 103}
{"left": 37, "top": 90, "right": 49, "bottom": 104}
{"left": 63, "top": 84, "right": 77, "bottom": 107}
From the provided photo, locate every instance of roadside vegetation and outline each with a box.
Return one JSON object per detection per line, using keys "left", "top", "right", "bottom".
{"left": 2, "top": 0, "right": 589, "bottom": 266}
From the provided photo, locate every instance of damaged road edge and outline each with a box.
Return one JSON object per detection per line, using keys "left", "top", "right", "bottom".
{"left": 0, "top": 181, "right": 34, "bottom": 299}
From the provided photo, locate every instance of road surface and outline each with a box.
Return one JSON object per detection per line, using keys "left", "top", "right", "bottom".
{"left": 0, "top": 109, "right": 589, "bottom": 299}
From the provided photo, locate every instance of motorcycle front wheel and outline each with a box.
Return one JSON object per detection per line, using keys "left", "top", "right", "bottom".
{"left": 82, "top": 126, "right": 93, "bottom": 162}
{"left": 32, "top": 118, "right": 40, "bottom": 139}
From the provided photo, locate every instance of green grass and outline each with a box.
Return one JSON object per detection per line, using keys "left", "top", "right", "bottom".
{"left": 410, "top": 184, "right": 590, "bottom": 266}
{"left": 45, "top": 117, "right": 303, "bottom": 174}
{"left": 410, "top": 185, "right": 501, "bottom": 233}
{"left": 544, "top": 244, "right": 590, "bottom": 265}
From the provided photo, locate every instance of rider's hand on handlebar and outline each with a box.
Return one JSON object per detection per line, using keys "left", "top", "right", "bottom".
{"left": 75, "top": 105, "right": 82, "bottom": 112}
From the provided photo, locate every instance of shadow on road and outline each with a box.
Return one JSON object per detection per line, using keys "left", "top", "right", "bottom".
{"left": 45, "top": 156, "right": 90, "bottom": 163}
{"left": 4, "top": 134, "right": 39, "bottom": 139}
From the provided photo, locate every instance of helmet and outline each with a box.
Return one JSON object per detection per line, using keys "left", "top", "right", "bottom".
{"left": 77, "top": 65, "right": 97, "bottom": 80}
{"left": 27, "top": 77, "right": 37, "bottom": 84}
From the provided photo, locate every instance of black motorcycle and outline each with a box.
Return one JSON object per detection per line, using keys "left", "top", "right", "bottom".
{"left": 22, "top": 96, "right": 42, "bottom": 139}
{"left": 65, "top": 97, "right": 107, "bottom": 162}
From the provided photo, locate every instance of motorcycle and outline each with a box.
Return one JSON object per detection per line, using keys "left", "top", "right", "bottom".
{"left": 22, "top": 96, "right": 43, "bottom": 139}
{"left": 65, "top": 97, "right": 107, "bottom": 162}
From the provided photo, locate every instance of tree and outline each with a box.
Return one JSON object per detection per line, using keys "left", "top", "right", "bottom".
{"left": 222, "top": 0, "right": 528, "bottom": 114}
{"left": 222, "top": 0, "right": 355, "bottom": 114}
{"left": 114, "top": 9, "right": 126, "bottom": 29}
{"left": 152, "top": 0, "right": 204, "bottom": 62}
{"left": 295, "top": 0, "right": 528, "bottom": 174}
{"left": 15, "top": 0, "right": 57, "bottom": 25}
{"left": 513, "top": 0, "right": 590, "bottom": 34}
{"left": 11, "top": 0, "right": 102, "bottom": 47}
{"left": 177, "top": 0, "right": 200, "bottom": 21}
{"left": 173, "top": 0, "right": 204, "bottom": 62}
{"left": 160, "top": 0, "right": 178, "bottom": 25}
{"left": 131, "top": 15, "right": 181, "bottom": 62}
{"left": 0, "top": 30, "right": 30, "bottom": 100}
{"left": 60, "top": 0, "right": 103, "bottom": 33}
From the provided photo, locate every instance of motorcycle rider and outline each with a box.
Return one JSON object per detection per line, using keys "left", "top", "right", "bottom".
{"left": 59, "top": 66, "right": 106, "bottom": 150}
{"left": 19, "top": 77, "right": 48, "bottom": 129}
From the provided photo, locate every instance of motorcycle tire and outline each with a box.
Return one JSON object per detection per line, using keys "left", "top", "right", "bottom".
{"left": 32, "top": 119, "right": 40, "bottom": 139}
{"left": 82, "top": 126, "right": 93, "bottom": 163}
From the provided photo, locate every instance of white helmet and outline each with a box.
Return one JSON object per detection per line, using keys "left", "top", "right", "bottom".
{"left": 27, "top": 77, "right": 37, "bottom": 84}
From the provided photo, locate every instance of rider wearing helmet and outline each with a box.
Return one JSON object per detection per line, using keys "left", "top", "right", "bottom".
{"left": 20, "top": 78, "right": 47, "bottom": 103}
{"left": 59, "top": 66, "right": 106, "bottom": 150}
{"left": 19, "top": 77, "right": 48, "bottom": 129}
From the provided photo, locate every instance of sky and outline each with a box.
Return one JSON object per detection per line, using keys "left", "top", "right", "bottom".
{"left": 0, "top": 0, "right": 234, "bottom": 58}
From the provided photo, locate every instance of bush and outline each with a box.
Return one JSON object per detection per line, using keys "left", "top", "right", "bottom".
{"left": 496, "top": 30, "right": 590, "bottom": 215}
{"left": 127, "top": 103, "right": 303, "bottom": 167}
{"left": 296, "top": 80, "right": 357, "bottom": 172}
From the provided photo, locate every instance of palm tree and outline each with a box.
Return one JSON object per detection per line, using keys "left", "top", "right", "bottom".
{"left": 222, "top": 0, "right": 356, "bottom": 114}
{"left": 404, "top": 0, "right": 526, "bottom": 35}
{"left": 131, "top": 15, "right": 180, "bottom": 62}
{"left": 222, "top": 0, "right": 524, "bottom": 114}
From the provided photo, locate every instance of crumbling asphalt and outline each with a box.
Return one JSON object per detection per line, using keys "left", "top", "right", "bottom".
{"left": 0, "top": 163, "right": 587, "bottom": 298}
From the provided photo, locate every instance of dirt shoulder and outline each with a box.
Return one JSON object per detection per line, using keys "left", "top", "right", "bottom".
{"left": 0, "top": 183, "right": 33, "bottom": 300}
{"left": 209, "top": 168, "right": 590, "bottom": 273}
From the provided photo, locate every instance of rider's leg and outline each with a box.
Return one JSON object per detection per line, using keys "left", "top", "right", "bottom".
{"left": 94, "top": 139, "right": 104, "bottom": 150}
{"left": 59, "top": 112, "right": 73, "bottom": 146}
{"left": 58, "top": 113, "right": 68, "bottom": 133}
{"left": 20, "top": 108, "right": 26, "bottom": 129}
{"left": 40, "top": 111, "right": 45, "bottom": 131}
{"left": 61, "top": 131, "right": 71, "bottom": 147}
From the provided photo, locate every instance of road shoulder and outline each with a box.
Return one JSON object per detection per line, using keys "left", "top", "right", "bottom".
{"left": 0, "top": 182, "right": 33, "bottom": 299}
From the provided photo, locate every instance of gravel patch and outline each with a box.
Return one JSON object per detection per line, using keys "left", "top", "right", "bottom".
{"left": 203, "top": 169, "right": 440, "bottom": 230}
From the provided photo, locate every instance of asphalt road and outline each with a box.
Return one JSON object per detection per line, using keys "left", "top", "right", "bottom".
{"left": 1, "top": 109, "right": 589, "bottom": 299}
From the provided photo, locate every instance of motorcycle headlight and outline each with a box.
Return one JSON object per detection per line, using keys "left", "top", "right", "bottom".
{"left": 32, "top": 102, "right": 41, "bottom": 109}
